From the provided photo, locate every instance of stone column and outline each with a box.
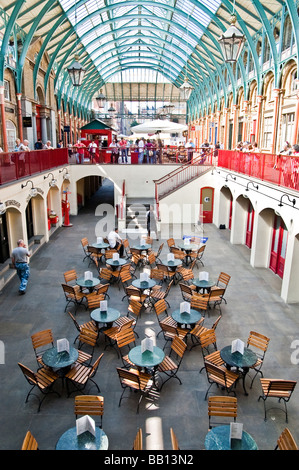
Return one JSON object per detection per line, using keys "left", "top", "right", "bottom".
{"left": 271, "top": 88, "right": 281, "bottom": 154}
{"left": 0, "top": 86, "right": 8, "bottom": 151}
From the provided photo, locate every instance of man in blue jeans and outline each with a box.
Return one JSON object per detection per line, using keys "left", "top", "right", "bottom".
{"left": 11, "top": 239, "right": 31, "bottom": 295}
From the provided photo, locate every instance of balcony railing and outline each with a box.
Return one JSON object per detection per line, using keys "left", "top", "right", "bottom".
{"left": 0, "top": 149, "right": 68, "bottom": 185}
{"left": 218, "top": 150, "right": 299, "bottom": 192}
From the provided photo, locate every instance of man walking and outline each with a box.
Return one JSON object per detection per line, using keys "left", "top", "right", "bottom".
{"left": 11, "top": 239, "right": 31, "bottom": 295}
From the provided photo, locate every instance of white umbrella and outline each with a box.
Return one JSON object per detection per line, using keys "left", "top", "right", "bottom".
{"left": 131, "top": 119, "right": 188, "bottom": 134}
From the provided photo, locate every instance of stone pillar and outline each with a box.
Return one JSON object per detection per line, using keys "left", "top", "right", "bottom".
{"left": 232, "top": 104, "right": 239, "bottom": 150}
{"left": 255, "top": 95, "right": 264, "bottom": 145}
{"left": 223, "top": 108, "right": 229, "bottom": 150}
{"left": 16, "top": 93, "right": 23, "bottom": 142}
{"left": 271, "top": 88, "right": 281, "bottom": 154}
{"left": 242, "top": 101, "right": 249, "bottom": 142}
{"left": 292, "top": 87, "right": 299, "bottom": 145}
{"left": 0, "top": 86, "right": 8, "bottom": 151}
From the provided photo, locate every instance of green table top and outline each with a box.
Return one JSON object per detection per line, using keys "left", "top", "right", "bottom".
{"left": 106, "top": 258, "right": 127, "bottom": 267}
{"left": 171, "top": 308, "right": 201, "bottom": 325}
{"left": 132, "top": 279, "right": 156, "bottom": 290}
{"left": 192, "top": 278, "right": 215, "bottom": 289}
{"left": 42, "top": 347, "right": 78, "bottom": 369}
{"left": 204, "top": 425, "right": 258, "bottom": 450}
{"left": 56, "top": 427, "right": 109, "bottom": 450}
{"left": 162, "top": 259, "right": 182, "bottom": 267}
{"left": 76, "top": 277, "right": 100, "bottom": 288}
{"left": 128, "top": 345, "right": 165, "bottom": 368}
{"left": 220, "top": 346, "right": 258, "bottom": 369}
{"left": 178, "top": 243, "right": 198, "bottom": 251}
{"left": 92, "top": 243, "right": 110, "bottom": 249}
{"left": 90, "top": 307, "right": 120, "bottom": 324}
{"left": 132, "top": 244, "right": 151, "bottom": 251}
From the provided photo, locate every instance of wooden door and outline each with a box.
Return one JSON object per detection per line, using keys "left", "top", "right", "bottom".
{"left": 26, "top": 200, "right": 34, "bottom": 240}
{"left": 269, "top": 216, "right": 287, "bottom": 278}
{"left": 245, "top": 202, "right": 255, "bottom": 248}
{"left": 0, "top": 214, "right": 9, "bottom": 263}
{"left": 200, "top": 187, "right": 214, "bottom": 224}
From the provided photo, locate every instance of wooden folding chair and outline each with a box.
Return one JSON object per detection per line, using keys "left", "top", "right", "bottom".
{"left": 204, "top": 361, "right": 239, "bottom": 400}
{"left": 74, "top": 395, "right": 104, "bottom": 428}
{"left": 67, "top": 311, "right": 97, "bottom": 343}
{"left": 247, "top": 331, "right": 270, "bottom": 388}
{"left": 208, "top": 396, "right": 238, "bottom": 429}
{"left": 31, "top": 329, "right": 54, "bottom": 367}
{"left": 158, "top": 336, "right": 187, "bottom": 389}
{"left": 116, "top": 367, "right": 153, "bottom": 413}
{"left": 258, "top": 378, "right": 297, "bottom": 422}
{"left": 65, "top": 353, "right": 104, "bottom": 397}
{"left": 275, "top": 427, "right": 298, "bottom": 450}
{"left": 21, "top": 431, "right": 39, "bottom": 450}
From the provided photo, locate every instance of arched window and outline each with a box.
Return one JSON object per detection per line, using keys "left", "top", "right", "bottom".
{"left": 282, "top": 15, "right": 292, "bottom": 51}
{"left": 263, "top": 37, "right": 271, "bottom": 63}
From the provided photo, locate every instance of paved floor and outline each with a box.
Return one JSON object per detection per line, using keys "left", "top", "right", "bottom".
{"left": 0, "top": 178, "right": 299, "bottom": 452}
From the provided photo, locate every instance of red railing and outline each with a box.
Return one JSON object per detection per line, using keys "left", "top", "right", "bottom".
{"left": 218, "top": 150, "right": 299, "bottom": 192}
{"left": 0, "top": 148, "right": 68, "bottom": 185}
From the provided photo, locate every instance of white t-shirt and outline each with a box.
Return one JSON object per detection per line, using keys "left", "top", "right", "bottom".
{"left": 108, "top": 231, "right": 122, "bottom": 248}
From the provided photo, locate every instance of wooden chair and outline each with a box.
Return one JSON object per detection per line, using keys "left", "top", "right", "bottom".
{"left": 116, "top": 367, "right": 153, "bottom": 413}
{"left": 157, "top": 336, "right": 187, "bottom": 389}
{"left": 61, "top": 283, "right": 87, "bottom": 313}
{"left": 190, "top": 315, "right": 221, "bottom": 350}
{"left": 21, "top": 431, "right": 39, "bottom": 450}
{"left": 18, "top": 363, "right": 60, "bottom": 412}
{"left": 170, "top": 428, "right": 180, "bottom": 450}
{"left": 208, "top": 396, "right": 238, "bottom": 429}
{"left": 179, "top": 282, "right": 194, "bottom": 302}
{"left": 150, "top": 279, "right": 173, "bottom": 307}
{"left": 190, "top": 294, "right": 209, "bottom": 316}
{"left": 74, "top": 395, "right": 104, "bottom": 428}
{"left": 115, "top": 327, "right": 137, "bottom": 367}
{"left": 154, "top": 299, "right": 177, "bottom": 336}
{"left": 160, "top": 322, "right": 188, "bottom": 350}
{"left": 104, "top": 320, "right": 135, "bottom": 356}
{"left": 67, "top": 311, "right": 97, "bottom": 343}
{"left": 150, "top": 267, "right": 165, "bottom": 286}
{"left": 210, "top": 272, "right": 231, "bottom": 304}
{"left": 275, "top": 427, "right": 298, "bottom": 450}
{"left": 189, "top": 244, "right": 206, "bottom": 267}
{"left": 167, "top": 238, "right": 176, "bottom": 250}
{"left": 76, "top": 328, "right": 98, "bottom": 365}
{"left": 133, "top": 428, "right": 143, "bottom": 450}
{"left": 65, "top": 353, "right": 104, "bottom": 397}
{"left": 87, "top": 292, "right": 105, "bottom": 310}
{"left": 169, "top": 246, "right": 186, "bottom": 262}
{"left": 81, "top": 237, "right": 90, "bottom": 262}
{"left": 149, "top": 242, "right": 164, "bottom": 263}
{"left": 123, "top": 238, "right": 132, "bottom": 259}
{"left": 205, "top": 288, "right": 225, "bottom": 314}
{"left": 63, "top": 269, "right": 78, "bottom": 285}
{"left": 98, "top": 267, "right": 112, "bottom": 284}
{"left": 204, "top": 361, "right": 239, "bottom": 400}
{"left": 156, "top": 263, "right": 176, "bottom": 283}
{"left": 258, "top": 378, "right": 297, "bottom": 422}
{"left": 31, "top": 329, "right": 54, "bottom": 367}
{"left": 247, "top": 331, "right": 270, "bottom": 388}
{"left": 199, "top": 329, "right": 225, "bottom": 371}
{"left": 94, "top": 282, "right": 110, "bottom": 299}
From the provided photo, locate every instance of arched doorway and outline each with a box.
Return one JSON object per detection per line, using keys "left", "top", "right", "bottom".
{"left": 245, "top": 200, "right": 255, "bottom": 248}
{"left": 200, "top": 187, "right": 214, "bottom": 223}
{"left": 0, "top": 212, "right": 9, "bottom": 263}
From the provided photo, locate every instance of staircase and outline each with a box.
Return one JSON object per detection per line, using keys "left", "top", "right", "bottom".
{"left": 124, "top": 198, "right": 154, "bottom": 234}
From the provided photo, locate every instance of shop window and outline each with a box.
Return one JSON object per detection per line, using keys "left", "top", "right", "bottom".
{"left": 4, "top": 80, "right": 10, "bottom": 101}
{"left": 263, "top": 116, "right": 273, "bottom": 149}
{"left": 280, "top": 113, "right": 295, "bottom": 148}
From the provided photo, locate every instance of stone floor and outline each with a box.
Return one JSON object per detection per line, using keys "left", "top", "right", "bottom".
{"left": 0, "top": 178, "right": 298, "bottom": 452}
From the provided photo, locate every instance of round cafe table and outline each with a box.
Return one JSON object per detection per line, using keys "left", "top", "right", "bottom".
{"left": 220, "top": 346, "right": 258, "bottom": 396}
{"left": 204, "top": 425, "right": 258, "bottom": 450}
{"left": 178, "top": 243, "right": 198, "bottom": 265}
{"left": 128, "top": 345, "right": 165, "bottom": 371}
{"left": 92, "top": 242, "right": 110, "bottom": 250}
{"left": 162, "top": 258, "right": 182, "bottom": 271}
{"left": 56, "top": 426, "right": 109, "bottom": 450}
{"left": 42, "top": 347, "right": 79, "bottom": 376}
{"left": 132, "top": 278, "right": 156, "bottom": 291}
{"left": 192, "top": 278, "right": 215, "bottom": 293}
{"left": 171, "top": 308, "right": 201, "bottom": 327}
{"left": 76, "top": 276, "right": 100, "bottom": 293}
{"left": 90, "top": 307, "right": 120, "bottom": 328}
{"left": 132, "top": 244, "right": 151, "bottom": 252}
{"left": 106, "top": 258, "right": 127, "bottom": 270}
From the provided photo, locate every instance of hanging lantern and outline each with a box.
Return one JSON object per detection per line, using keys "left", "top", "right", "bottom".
{"left": 180, "top": 77, "right": 194, "bottom": 100}
{"left": 108, "top": 103, "right": 116, "bottom": 117}
{"left": 96, "top": 89, "right": 106, "bottom": 108}
{"left": 218, "top": 15, "right": 245, "bottom": 63}
{"left": 67, "top": 55, "right": 86, "bottom": 86}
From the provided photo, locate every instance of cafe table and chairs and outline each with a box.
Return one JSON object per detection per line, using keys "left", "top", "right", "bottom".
{"left": 42, "top": 338, "right": 79, "bottom": 379}
{"left": 128, "top": 337, "right": 165, "bottom": 386}
{"left": 76, "top": 271, "right": 101, "bottom": 293}
{"left": 90, "top": 301, "right": 120, "bottom": 330}
{"left": 220, "top": 339, "right": 258, "bottom": 396}
{"left": 56, "top": 416, "right": 109, "bottom": 451}
{"left": 171, "top": 302, "right": 202, "bottom": 330}
{"left": 177, "top": 239, "right": 198, "bottom": 265}
{"left": 132, "top": 240, "right": 152, "bottom": 264}
{"left": 161, "top": 254, "right": 182, "bottom": 283}
{"left": 192, "top": 272, "right": 215, "bottom": 294}
{"left": 132, "top": 273, "right": 157, "bottom": 308}
{"left": 204, "top": 424, "right": 258, "bottom": 450}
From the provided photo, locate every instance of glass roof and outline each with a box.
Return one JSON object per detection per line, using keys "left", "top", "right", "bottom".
{"left": 58, "top": 0, "right": 222, "bottom": 84}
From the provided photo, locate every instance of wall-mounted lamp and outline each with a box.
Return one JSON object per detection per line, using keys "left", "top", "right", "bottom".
{"left": 278, "top": 194, "right": 296, "bottom": 207}
{"left": 59, "top": 167, "right": 70, "bottom": 180}
{"left": 246, "top": 181, "right": 259, "bottom": 191}
{"left": 44, "top": 173, "right": 57, "bottom": 187}
{"left": 225, "top": 173, "right": 237, "bottom": 183}
{"left": 21, "top": 180, "right": 38, "bottom": 197}
{"left": 0, "top": 202, "right": 6, "bottom": 215}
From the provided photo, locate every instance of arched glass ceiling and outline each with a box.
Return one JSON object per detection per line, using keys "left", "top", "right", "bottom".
{"left": 58, "top": 0, "right": 222, "bottom": 84}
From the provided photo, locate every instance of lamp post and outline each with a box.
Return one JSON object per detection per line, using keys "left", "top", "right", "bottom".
{"left": 218, "top": 14, "right": 245, "bottom": 63}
